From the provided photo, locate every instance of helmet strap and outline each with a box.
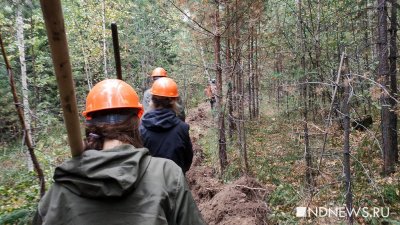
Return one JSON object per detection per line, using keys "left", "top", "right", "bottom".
{"left": 85, "top": 112, "right": 134, "bottom": 125}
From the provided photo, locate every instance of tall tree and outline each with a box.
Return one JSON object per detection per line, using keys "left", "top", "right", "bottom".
{"left": 214, "top": 1, "right": 228, "bottom": 173}
{"left": 16, "top": 1, "right": 34, "bottom": 172}
{"left": 342, "top": 56, "right": 353, "bottom": 225}
{"left": 388, "top": 0, "right": 398, "bottom": 163}
{"left": 297, "top": 0, "right": 313, "bottom": 190}
{"left": 377, "top": 0, "right": 395, "bottom": 175}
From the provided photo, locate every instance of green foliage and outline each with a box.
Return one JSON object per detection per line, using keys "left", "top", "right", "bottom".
{"left": 267, "top": 183, "right": 299, "bottom": 223}
{"left": 198, "top": 126, "right": 219, "bottom": 167}
{"left": 0, "top": 208, "right": 36, "bottom": 225}
{"left": 269, "top": 183, "right": 300, "bottom": 206}
{"left": 0, "top": 76, "right": 19, "bottom": 143}
{"left": 221, "top": 156, "right": 242, "bottom": 183}
{"left": 382, "top": 185, "right": 400, "bottom": 204}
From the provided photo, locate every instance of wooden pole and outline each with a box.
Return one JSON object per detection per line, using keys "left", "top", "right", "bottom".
{"left": 40, "top": 0, "right": 83, "bottom": 157}
{"left": 111, "top": 22, "right": 122, "bottom": 80}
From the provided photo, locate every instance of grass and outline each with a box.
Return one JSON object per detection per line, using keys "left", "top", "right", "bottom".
{"left": 0, "top": 125, "right": 70, "bottom": 222}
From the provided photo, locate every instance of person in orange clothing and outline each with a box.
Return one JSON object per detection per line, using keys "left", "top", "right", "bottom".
{"left": 204, "top": 78, "right": 216, "bottom": 109}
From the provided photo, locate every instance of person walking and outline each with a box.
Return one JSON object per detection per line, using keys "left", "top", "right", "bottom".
{"left": 34, "top": 79, "right": 204, "bottom": 225}
{"left": 142, "top": 67, "right": 186, "bottom": 121}
{"left": 204, "top": 79, "right": 217, "bottom": 109}
{"left": 140, "top": 77, "right": 193, "bottom": 174}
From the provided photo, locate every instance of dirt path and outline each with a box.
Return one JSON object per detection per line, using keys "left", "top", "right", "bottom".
{"left": 186, "top": 102, "right": 269, "bottom": 225}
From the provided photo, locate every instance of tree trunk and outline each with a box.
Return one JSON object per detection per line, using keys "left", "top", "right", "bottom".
{"left": 255, "top": 21, "right": 260, "bottom": 118}
{"left": 342, "top": 56, "right": 353, "bottom": 225}
{"left": 235, "top": 0, "right": 249, "bottom": 173}
{"left": 40, "top": 0, "right": 84, "bottom": 157}
{"left": 225, "top": 5, "right": 235, "bottom": 140}
{"left": 214, "top": 2, "right": 228, "bottom": 174}
{"left": 16, "top": 2, "right": 34, "bottom": 172}
{"left": 362, "top": 0, "right": 372, "bottom": 114}
{"left": 250, "top": 27, "right": 256, "bottom": 119}
{"left": 389, "top": 0, "right": 398, "bottom": 163}
{"left": 298, "top": 0, "right": 313, "bottom": 190}
{"left": 377, "top": 0, "right": 395, "bottom": 175}
{"left": 247, "top": 27, "right": 253, "bottom": 120}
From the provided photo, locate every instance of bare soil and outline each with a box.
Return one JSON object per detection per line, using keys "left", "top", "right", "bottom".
{"left": 186, "top": 102, "right": 269, "bottom": 225}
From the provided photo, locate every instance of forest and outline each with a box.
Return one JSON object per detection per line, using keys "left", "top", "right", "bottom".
{"left": 0, "top": 0, "right": 399, "bottom": 224}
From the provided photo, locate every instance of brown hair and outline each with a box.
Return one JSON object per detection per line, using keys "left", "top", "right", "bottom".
{"left": 84, "top": 109, "right": 143, "bottom": 150}
{"left": 150, "top": 95, "right": 180, "bottom": 114}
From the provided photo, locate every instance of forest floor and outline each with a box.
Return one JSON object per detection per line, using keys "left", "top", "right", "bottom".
{"left": 186, "top": 102, "right": 269, "bottom": 225}
{"left": 184, "top": 101, "right": 400, "bottom": 225}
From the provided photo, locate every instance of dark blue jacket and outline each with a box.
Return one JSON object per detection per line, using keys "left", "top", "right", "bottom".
{"left": 140, "top": 109, "right": 193, "bottom": 173}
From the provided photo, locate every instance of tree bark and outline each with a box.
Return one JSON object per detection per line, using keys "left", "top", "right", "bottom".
{"left": 377, "top": 0, "right": 395, "bottom": 175}
{"left": 255, "top": 21, "right": 260, "bottom": 118}
{"left": 389, "top": 0, "right": 398, "bottom": 163}
{"left": 214, "top": 2, "right": 228, "bottom": 174}
{"left": 40, "top": 0, "right": 84, "bottom": 157}
{"left": 342, "top": 56, "right": 353, "bottom": 225}
{"left": 225, "top": 4, "right": 235, "bottom": 140}
{"left": 297, "top": 0, "right": 313, "bottom": 190}
{"left": 16, "top": 1, "right": 34, "bottom": 172}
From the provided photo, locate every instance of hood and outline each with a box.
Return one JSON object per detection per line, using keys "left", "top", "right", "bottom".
{"left": 141, "top": 108, "right": 180, "bottom": 131}
{"left": 54, "top": 145, "right": 151, "bottom": 198}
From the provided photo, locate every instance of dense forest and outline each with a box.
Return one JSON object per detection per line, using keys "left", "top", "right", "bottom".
{"left": 0, "top": 0, "right": 399, "bottom": 224}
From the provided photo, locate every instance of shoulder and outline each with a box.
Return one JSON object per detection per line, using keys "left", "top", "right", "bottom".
{"left": 148, "top": 157, "right": 181, "bottom": 172}
{"left": 178, "top": 121, "right": 190, "bottom": 131}
{"left": 146, "top": 157, "right": 184, "bottom": 187}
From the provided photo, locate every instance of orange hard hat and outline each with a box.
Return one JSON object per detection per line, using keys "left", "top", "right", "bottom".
{"left": 151, "top": 67, "right": 168, "bottom": 77}
{"left": 150, "top": 77, "right": 179, "bottom": 97}
{"left": 82, "top": 79, "right": 143, "bottom": 119}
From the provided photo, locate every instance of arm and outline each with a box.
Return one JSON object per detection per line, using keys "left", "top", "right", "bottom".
{"left": 182, "top": 124, "right": 193, "bottom": 173}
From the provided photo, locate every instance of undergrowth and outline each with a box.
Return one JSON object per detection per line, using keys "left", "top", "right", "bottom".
{"left": 0, "top": 125, "right": 70, "bottom": 224}
{"left": 198, "top": 100, "right": 400, "bottom": 224}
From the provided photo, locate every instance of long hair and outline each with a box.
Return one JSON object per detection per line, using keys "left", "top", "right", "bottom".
{"left": 84, "top": 109, "right": 143, "bottom": 150}
{"left": 150, "top": 95, "right": 180, "bottom": 114}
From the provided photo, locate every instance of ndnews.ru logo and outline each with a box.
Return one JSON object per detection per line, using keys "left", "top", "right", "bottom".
{"left": 296, "top": 206, "right": 390, "bottom": 218}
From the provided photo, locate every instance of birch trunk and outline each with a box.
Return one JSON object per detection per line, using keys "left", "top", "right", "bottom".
{"left": 16, "top": 2, "right": 33, "bottom": 172}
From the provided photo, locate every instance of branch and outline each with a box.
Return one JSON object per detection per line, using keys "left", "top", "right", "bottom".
{"left": 0, "top": 31, "right": 46, "bottom": 197}
{"left": 166, "top": 0, "right": 215, "bottom": 36}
